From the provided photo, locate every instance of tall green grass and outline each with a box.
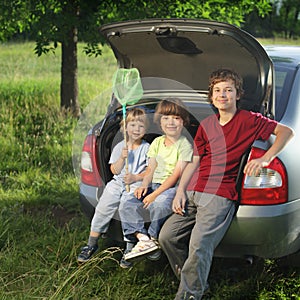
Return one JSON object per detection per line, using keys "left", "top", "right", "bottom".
{"left": 0, "top": 42, "right": 116, "bottom": 206}
{"left": 0, "top": 41, "right": 299, "bottom": 300}
{"left": 1, "top": 204, "right": 298, "bottom": 299}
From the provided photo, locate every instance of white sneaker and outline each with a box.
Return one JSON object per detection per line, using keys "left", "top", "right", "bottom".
{"left": 124, "top": 239, "right": 159, "bottom": 260}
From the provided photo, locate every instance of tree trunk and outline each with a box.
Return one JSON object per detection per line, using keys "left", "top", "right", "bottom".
{"left": 290, "top": 7, "right": 300, "bottom": 39}
{"left": 60, "top": 26, "right": 81, "bottom": 117}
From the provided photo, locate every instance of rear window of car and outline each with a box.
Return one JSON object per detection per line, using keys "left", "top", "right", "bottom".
{"left": 274, "top": 64, "right": 297, "bottom": 121}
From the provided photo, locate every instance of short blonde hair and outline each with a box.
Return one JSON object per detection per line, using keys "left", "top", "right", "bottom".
{"left": 120, "top": 107, "right": 149, "bottom": 131}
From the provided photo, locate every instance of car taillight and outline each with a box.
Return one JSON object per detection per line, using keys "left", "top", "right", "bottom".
{"left": 81, "top": 135, "right": 102, "bottom": 187}
{"left": 240, "top": 147, "right": 288, "bottom": 205}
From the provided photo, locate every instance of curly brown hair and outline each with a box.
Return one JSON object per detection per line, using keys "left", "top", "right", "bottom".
{"left": 208, "top": 69, "right": 244, "bottom": 103}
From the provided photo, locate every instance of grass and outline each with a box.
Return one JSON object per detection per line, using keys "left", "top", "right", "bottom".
{"left": 0, "top": 41, "right": 116, "bottom": 205}
{"left": 0, "top": 40, "right": 299, "bottom": 299}
{"left": 257, "top": 37, "right": 300, "bottom": 46}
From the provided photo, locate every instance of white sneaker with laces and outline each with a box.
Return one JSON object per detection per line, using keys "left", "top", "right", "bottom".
{"left": 124, "top": 239, "right": 159, "bottom": 260}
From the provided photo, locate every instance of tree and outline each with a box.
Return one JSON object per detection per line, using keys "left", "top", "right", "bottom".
{"left": 0, "top": 0, "right": 272, "bottom": 117}
{"left": 108, "top": 0, "right": 272, "bottom": 26}
{"left": 243, "top": 0, "right": 300, "bottom": 39}
{"left": 24, "top": 0, "right": 108, "bottom": 117}
{"left": 275, "top": 0, "right": 300, "bottom": 39}
{"left": 1, "top": 0, "right": 107, "bottom": 117}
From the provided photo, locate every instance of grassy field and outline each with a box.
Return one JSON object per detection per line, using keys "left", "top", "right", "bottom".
{"left": 0, "top": 41, "right": 299, "bottom": 299}
{"left": 257, "top": 37, "right": 300, "bottom": 45}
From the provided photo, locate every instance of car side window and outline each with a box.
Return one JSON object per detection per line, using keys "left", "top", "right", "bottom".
{"left": 274, "top": 65, "right": 297, "bottom": 121}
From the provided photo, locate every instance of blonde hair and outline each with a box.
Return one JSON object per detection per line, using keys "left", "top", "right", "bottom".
{"left": 120, "top": 107, "right": 149, "bottom": 131}
{"left": 153, "top": 98, "right": 190, "bottom": 126}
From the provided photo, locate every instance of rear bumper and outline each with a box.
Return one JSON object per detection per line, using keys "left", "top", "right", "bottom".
{"left": 79, "top": 183, "right": 100, "bottom": 220}
{"left": 216, "top": 199, "right": 300, "bottom": 258}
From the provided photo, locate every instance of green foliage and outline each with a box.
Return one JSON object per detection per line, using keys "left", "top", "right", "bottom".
{"left": 0, "top": 80, "right": 74, "bottom": 173}
{"left": 1, "top": 0, "right": 273, "bottom": 48}
{"left": 274, "top": 0, "right": 300, "bottom": 39}
{"left": 0, "top": 202, "right": 178, "bottom": 299}
{"left": 0, "top": 0, "right": 31, "bottom": 41}
{"left": 243, "top": 0, "right": 300, "bottom": 39}
{"left": 99, "top": 0, "right": 272, "bottom": 27}
{"left": 82, "top": 42, "right": 102, "bottom": 57}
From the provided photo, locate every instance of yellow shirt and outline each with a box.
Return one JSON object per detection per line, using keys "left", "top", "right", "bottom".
{"left": 147, "top": 135, "right": 193, "bottom": 184}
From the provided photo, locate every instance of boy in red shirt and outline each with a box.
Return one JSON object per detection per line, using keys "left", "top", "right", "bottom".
{"left": 159, "top": 69, "right": 294, "bottom": 300}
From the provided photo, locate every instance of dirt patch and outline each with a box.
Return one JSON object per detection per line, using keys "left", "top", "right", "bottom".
{"left": 51, "top": 205, "right": 80, "bottom": 227}
{"left": 23, "top": 204, "right": 80, "bottom": 227}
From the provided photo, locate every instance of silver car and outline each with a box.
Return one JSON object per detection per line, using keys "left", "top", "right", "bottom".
{"left": 78, "top": 19, "right": 300, "bottom": 262}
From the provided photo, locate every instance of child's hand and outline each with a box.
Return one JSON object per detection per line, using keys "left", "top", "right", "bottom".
{"left": 121, "top": 147, "right": 128, "bottom": 159}
{"left": 143, "top": 193, "right": 156, "bottom": 209}
{"left": 124, "top": 173, "right": 136, "bottom": 184}
{"left": 172, "top": 189, "right": 186, "bottom": 215}
{"left": 134, "top": 186, "right": 148, "bottom": 199}
{"left": 244, "top": 157, "right": 268, "bottom": 176}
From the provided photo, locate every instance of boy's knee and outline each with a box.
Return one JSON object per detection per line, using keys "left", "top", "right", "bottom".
{"left": 158, "top": 223, "right": 172, "bottom": 247}
{"left": 158, "top": 226, "right": 166, "bottom": 244}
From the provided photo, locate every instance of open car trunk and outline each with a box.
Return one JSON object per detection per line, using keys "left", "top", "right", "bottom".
{"left": 100, "top": 18, "right": 274, "bottom": 114}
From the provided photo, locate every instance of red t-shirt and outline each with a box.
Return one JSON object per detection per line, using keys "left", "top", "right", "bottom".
{"left": 187, "top": 109, "right": 278, "bottom": 200}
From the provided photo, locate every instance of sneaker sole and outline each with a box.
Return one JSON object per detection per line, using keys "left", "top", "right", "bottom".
{"left": 77, "top": 258, "right": 88, "bottom": 263}
{"left": 147, "top": 249, "right": 162, "bottom": 261}
{"left": 124, "top": 245, "right": 159, "bottom": 261}
{"left": 77, "top": 255, "right": 96, "bottom": 263}
{"left": 119, "top": 261, "right": 133, "bottom": 269}
{"left": 77, "top": 248, "right": 98, "bottom": 263}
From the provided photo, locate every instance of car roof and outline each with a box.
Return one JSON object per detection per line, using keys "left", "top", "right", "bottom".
{"left": 264, "top": 45, "right": 300, "bottom": 67}
{"left": 100, "top": 18, "right": 274, "bottom": 114}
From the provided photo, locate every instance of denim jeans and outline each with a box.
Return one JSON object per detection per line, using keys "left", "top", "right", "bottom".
{"left": 159, "top": 191, "right": 235, "bottom": 300}
{"left": 119, "top": 183, "right": 175, "bottom": 241}
{"left": 90, "top": 179, "right": 139, "bottom": 233}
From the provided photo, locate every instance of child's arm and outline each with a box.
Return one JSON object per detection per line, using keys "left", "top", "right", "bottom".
{"left": 134, "top": 157, "right": 156, "bottom": 199}
{"left": 172, "top": 155, "right": 200, "bottom": 215}
{"left": 123, "top": 169, "right": 148, "bottom": 185}
{"left": 110, "top": 147, "right": 128, "bottom": 175}
{"left": 142, "top": 159, "right": 189, "bottom": 209}
{"left": 244, "top": 123, "right": 294, "bottom": 176}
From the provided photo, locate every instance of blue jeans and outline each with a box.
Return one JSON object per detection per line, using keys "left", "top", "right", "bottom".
{"left": 159, "top": 191, "right": 235, "bottom": 300}
{"left": 119, "top": 183, "right": 175, "bottom": 242}
{"left": 90, "top": 179, "right": 139, "bottom": 233}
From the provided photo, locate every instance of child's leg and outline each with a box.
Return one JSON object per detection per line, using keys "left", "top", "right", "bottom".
{"left": 147, "top": 187, "right": 176, "bottom": 239}
{"left": 119, "top": 194, "right": 157, "bottom": 260}
{"left": 90, "top": 180, "right": 124, "bottom": 236}
{"left": 119, "top": 241, "right": 136, "bottom": 268}
{"left": 136, "top": 232, "right": 150, "bottom": 241}
{"left": 119, "top": 195, "right": 149, "bottom": 241}
{"left": 87, "top": 233, "right": 100, "bottom": 248}
{"left": 78, "top": 180, "right": 124, "bottom": 263}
